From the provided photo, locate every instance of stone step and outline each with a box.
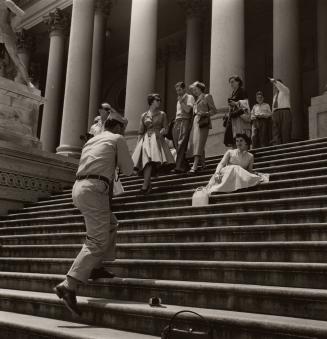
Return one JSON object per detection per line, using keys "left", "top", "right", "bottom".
{"left": 2, "top": 241, "right": 327, "bottom": 263}
{"left": 37, "top": 166, "right": 327, "bottom": 203}
{"left": 6, "top": 194, "right": 327, "bottom": 222}
{"left": 28, "top": 174, "right": 327, "bottom": 208}
{"left": 0, "top": 222, "right": 84, "bottom": 236}
{"left": 1, "top": 206, "right": 327, "bottom": 230}
{"left": 1, "top": 288, "right": 327, "bottom": 339}
{"left": 56, "top": 156, "right": 327, "bottom": 194}
{"left": 0, "top": 311, "right": 156, "bottom": 339}
{"left": 2, "top": 257, "right": 327, "bottom": 289}
{"left": 16, "top": 183, "right": 327, "bottom": 214}
{"left": 116, "top": 139, "right": 327, "bottom": 185}
{"left": 119, "top": 207, "right": 327, "bottom": 231}
{"left": 2, "top": 223, "right": 327, "bottom": 245}
{"left": 62, "top": 148, "right": 327, "bottom": 190}
{"left": 1, "top": 272, "right": 327, "bottom": 322}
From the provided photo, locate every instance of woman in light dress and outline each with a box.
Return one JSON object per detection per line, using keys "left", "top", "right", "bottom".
{"left": 207, "top": 133, "right": 268, "bottom": 194}
{"left": 188, "top": 81, "right": 217, "bottom": 174}
{"left": 132, "top": 93, "right": 175, "bottom": 194}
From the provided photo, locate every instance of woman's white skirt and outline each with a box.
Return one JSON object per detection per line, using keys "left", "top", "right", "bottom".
{"left": 207, "top": 165, "right": 268, "bottom": 194}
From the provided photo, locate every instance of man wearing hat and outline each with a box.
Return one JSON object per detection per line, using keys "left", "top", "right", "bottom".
{"left": 53, "top": 112, "right": 133, "bottom": 316}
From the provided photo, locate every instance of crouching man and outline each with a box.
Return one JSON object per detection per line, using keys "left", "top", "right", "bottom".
{"left": 54, "top": 112, "right": 134, "bottom": 316}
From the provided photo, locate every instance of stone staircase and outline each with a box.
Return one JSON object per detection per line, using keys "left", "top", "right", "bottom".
{"left": 1, "top": 138, "right": 327, "bottom": 338}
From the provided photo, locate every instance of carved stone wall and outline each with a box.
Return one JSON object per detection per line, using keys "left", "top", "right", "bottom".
{"left": 0, "top": 139, "right": 78, "bottom": 214}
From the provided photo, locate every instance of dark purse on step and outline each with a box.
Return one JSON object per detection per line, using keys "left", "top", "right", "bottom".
{"left": 161, "top": 310, "right": 213, "bottom": 339}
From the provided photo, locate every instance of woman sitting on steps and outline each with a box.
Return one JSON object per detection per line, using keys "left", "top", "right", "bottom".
{"left": 206, "top": 133, "right": 269, "bottom": 194}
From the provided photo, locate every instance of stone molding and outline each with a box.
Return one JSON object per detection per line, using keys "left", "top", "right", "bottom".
{"left": 0, "top": 169, "right": 61, "bottom": 193}
{"left": 16, "top": 0, "right": 72, "bottom": 30}
{"left": 43, "top": 8, "right": 70, "bottom": 35}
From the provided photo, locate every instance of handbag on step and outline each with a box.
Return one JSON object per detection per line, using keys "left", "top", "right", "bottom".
{"left": 161, "top": 310, "right": 213, "bottom": 339}
{"left": 192, "top": 187, "right": 209, "bottom": 206}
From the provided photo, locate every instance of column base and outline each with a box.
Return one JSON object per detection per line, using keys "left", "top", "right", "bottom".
{"left": 309, "top": 92, "right": 327, "bottom": 139}
{"left": 56, "top": 144, "right": 82, "bottom": 158}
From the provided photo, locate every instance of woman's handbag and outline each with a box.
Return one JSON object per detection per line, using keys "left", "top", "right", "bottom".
{"left": 161, "top": 310, "right": 213, "bottom": 339}
{"left": 198, "top": 115, "right": 210, "bottom": 128}
{"left": 192, "top": 187, "right": 209, "bottom": 206}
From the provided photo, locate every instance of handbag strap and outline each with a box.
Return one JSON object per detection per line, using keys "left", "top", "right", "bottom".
{"left": 167, "top": 310, "right": 211, "bottom": 333}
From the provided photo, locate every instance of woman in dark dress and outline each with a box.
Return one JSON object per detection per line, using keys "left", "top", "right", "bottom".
{"left": 224, "top": 75, "right": 249, "bottom": 147}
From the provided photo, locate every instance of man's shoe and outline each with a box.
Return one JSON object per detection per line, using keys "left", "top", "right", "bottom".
{"left": 53, "top": 284, "right": 81, "bottom": 317}
{"left": 89, "top": 267, "right": 116, "bottom": 280}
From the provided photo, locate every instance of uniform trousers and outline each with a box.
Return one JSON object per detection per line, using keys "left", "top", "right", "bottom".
{"left": 67, "top": 179, "right": 117, "bottom": 283}
{"left": 172, "top": 118, "right": 191, "bottom": 171}
{"left": 272, "top": 108, "right": 292, "bottom": 145}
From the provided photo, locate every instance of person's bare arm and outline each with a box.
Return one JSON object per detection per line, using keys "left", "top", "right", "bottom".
{"left": 247, "top": 154, "right": 254, "bottom": 173}
{"left": 215, "top": 150, "right": 230, "bottom": 174}
{"left": 5, "top": 0, "right": 25, "bottom": 17}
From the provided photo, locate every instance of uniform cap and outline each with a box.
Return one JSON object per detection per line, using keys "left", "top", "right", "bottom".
{"left": 108, "top": 111, "right": 128, "bottom": 126}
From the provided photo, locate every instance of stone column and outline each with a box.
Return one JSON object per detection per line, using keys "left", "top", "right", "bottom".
{"left": 124, "top": 0, "right": 158, "bottom": 132}
{"left": 88, "top": 0, "right": 112, "bottom": 129}
{"left": 317, "top": 0, "right": 327, "bottom": 94}
{"left": 178, "top": 0, "right": 205, "bottom": 86}
{"left": 15, "top": 30, "right": 35, "bottom": 84}
{"left": 210, "top": 0, "right": 245, "bottom": 108}
{"left": 40, "top": 9, "right": 69, "bottom": 153}
{"left": 273, "top": 0, "right": 302, "bottom": 140}
{"left": 57, "top": 0, "right": 95, "bottom": 157}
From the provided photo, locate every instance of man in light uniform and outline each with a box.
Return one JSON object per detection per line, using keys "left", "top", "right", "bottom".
{"left": 172, "top": 81, "right": 194, "bottom": 173}
{"left": 54, "top": 112, "right": 134, "bottom": 316}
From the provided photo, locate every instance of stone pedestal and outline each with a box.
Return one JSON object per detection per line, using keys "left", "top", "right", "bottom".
{"left": 0, "top": 139, "right": 77, "bottom": 214}
{"left": 0, "top": 77, "right": 43, "bottom": 149}
{"left": 308, "top": 93, "right": 327, "bottom": 139}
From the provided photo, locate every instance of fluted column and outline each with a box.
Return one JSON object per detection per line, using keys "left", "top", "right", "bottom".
{"left": 40, "top": 9, "right": 69, "bottom": 153}
{"left": 317, "top": 0, "right": 327, "bottom": 94}
{"left": 273, "top": 0, "right": 302, "bottom": 139}
{"left": 210, "top": 0, "right": 245, "bottom": 108}
{"left": 178, "top": 0, "right": 205, "bottom": 86}
{"left": 15, "top": 29, "right": 34, "bottom": 84}
{"left": 124, "top": 0, "right": 158, "bottom": 132}
{"left": 57, "top": 0, "right": 95, "bottom": 157}
{"left": 88, "top": 0, "right": 111, "bottom": 129}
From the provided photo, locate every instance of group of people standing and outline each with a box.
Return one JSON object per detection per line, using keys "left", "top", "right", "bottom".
{"left": 223, "top": 75, "right": 292, "bottom": 149}
{"left": 132, "top": 81, "right": 218, "bottom": 193}
{"left": 131, "top": 75, "right": 291, "bottom": 193}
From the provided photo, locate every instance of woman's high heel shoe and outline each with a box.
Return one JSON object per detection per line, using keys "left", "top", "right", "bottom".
{"left": 187, "top": 168, "right": 198, "bottom": 175}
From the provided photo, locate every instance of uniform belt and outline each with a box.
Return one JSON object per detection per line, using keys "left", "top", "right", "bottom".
{"left": 76, "top": 175, "right": 110, "bottom": 186}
